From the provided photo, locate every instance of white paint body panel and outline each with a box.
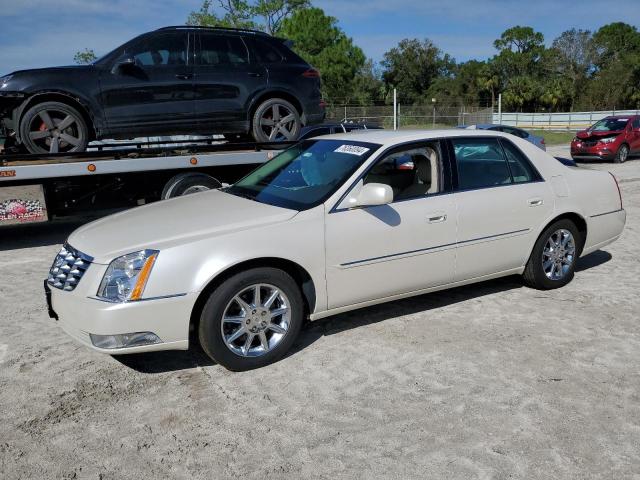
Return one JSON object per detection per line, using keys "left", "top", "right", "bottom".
{"left": 49, "top": 129, "right": 625, "bottom": 354}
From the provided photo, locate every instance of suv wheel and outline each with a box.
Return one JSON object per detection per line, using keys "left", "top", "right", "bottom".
{"left": 198, "top": 267, "right": 304, "bottom": 371}
{"left": 614, "top": 144, "right": 629, "bottom": 163}
{"left": 251, "top": 98, "right": 301, "bottom": 142}
{"left": 19, "top": 101, "right": 89, "bottom": 154}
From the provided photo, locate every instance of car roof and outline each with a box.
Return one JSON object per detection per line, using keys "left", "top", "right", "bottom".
{"left": 316, "top": 128, "right": 517, "bottom": 146}
{"left": 604, "top": 115, "right": 637, "bottom": 120}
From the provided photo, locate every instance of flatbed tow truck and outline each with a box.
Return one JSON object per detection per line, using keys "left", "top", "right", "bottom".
{"left": 0, "top": 138, "right": 286, "bottom": 227}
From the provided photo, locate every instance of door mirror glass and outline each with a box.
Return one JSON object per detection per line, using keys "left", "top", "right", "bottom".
{"left": 344, "top": 181, "right": 394, "bottom": 208}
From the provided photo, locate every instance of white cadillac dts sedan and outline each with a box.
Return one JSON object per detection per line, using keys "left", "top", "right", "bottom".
{"left": 45, "top": 130, "right": 626, "bottom": 370}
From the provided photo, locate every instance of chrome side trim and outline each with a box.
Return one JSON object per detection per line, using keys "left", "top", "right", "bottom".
{"left": 339, "top": 228, "right": 530, "bottom": 268}
{"left": 590, "top": 208, "right": 624, "bottom": 218}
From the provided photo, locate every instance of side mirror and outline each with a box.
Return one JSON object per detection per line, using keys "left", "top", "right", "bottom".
{"left": 342, "top": 182, "right": 394, "bottom": 209}
{"left": 111, "top": 56, "right": 136, "bottom": 75}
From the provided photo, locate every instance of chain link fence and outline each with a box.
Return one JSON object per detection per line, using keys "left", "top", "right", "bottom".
{"left": 325, "top": 104, "right": 493, "bottom": 129}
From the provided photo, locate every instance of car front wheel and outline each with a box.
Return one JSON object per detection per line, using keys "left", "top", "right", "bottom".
{"left": 614, "top": 144, "right": 629, "bottom": 163}
{"left": 19, "top": 101, "right": 89, "bottom": 154}
{"left": 198, "top": 267, "right": 304, "bottom": 371}
{"left": 523, "top": 219, "right": 581, "bottom": 290}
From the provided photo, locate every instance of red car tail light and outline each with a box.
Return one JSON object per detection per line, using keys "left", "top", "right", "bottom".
{"left": 610, "top": 172, "right": 623, "bottom": 210}
{"left": 302, "top": 68, "right": 320, "bottom": 78}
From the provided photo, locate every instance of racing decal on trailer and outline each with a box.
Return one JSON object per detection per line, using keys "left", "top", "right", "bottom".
{"left": 0, "top": 185, "right": 48, "bottom": 225}
{"left": 0, "top": 170, "right": 16, "bottom": 177}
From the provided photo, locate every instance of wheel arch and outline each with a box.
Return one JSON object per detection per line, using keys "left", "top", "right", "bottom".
{"left": 537, "top": 211, "right": 588, "bottom": 256}
{"left": 247, "top": 90, "right": 304, "bottom": 124}
{"left": 14, "top": 91, "right": 98, "bottom": 142}
{"left": 189, "top": 257, "right": 316, "bottom": 342}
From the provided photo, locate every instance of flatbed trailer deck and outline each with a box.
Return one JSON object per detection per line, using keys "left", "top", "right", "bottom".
{"left": 0, "top": 140, "right": 287, "bottom": 226}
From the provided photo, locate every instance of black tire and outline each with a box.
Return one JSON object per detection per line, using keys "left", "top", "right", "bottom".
{"left": 614, "top": 144, "right": 629, "bottom": 163}
{"left": 251, "top": 98, "right": 301, "bottom": 143}
{"left": 523, "top": 219, "right": 582, "bottom": 290}
{"left": 19, "top": 101, "right": 89, "bottom": 154}
{"left": 198, "top": 267, "right": 304, "bottom": 371}
{"left": 161, "top": 173, "right": 222, "bottom": 199}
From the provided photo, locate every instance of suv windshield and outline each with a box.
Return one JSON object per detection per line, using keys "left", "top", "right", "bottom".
{"left": 590, "top": 118, "right": 629, "bottom": 132}
{"left": 226, "top": 140, "right": 381, "bottom": 210}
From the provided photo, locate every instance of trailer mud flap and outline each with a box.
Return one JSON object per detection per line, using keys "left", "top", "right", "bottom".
{"left": 0, "top": 185, "right": 48, "bottom": 225}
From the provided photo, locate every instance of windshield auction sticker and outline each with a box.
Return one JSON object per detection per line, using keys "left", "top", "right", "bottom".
{"left": 334, "top": 145, "right": 370, "bottom": 156}
{"left": 0, "top": 185, "right": 48, "bottom": 225}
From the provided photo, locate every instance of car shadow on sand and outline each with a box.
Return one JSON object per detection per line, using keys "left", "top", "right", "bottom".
{"left": 0, "top": 217, "right": 97, "bottom": 251}
{"left": 116, "top": 249, "right": 612, "bottom": 374}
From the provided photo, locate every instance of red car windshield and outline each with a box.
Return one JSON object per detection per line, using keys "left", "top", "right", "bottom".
{"left": 590, "top": 118, "right": 629, "bottom": 132}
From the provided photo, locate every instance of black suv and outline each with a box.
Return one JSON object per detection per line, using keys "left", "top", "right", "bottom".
{"left": 0, "top": 26, "right": 325, "bottom": 154}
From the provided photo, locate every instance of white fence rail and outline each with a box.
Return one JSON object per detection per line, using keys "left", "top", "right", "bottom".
{"left": 494, "top": 109, "right": 640, "bottom": 131}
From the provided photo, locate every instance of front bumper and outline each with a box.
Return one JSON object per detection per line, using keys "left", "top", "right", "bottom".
{"left": 46, "top": 282, "right": 196, "bottom": 354}
{"left": 571, "top": 144, "right": 616, "bottom": 161}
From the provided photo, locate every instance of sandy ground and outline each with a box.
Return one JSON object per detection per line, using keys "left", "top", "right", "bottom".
{"left": 1, "top": 146, "right": 640, "bottom": 479}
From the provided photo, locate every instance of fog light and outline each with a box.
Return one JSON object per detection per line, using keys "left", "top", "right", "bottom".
{"left": 90, "top": 332, "right": 161, "bottom": 349}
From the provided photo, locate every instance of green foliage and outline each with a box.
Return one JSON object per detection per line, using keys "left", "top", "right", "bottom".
{"left": 381, "top": 39, "right": 453, "bottom": 104}
{"left": 74, "top": 49, "right": 97, "bottom": 65}
{"left": 278, "top": 8, "right": 366, "bottom": 104}
{"left": 187, "top": 0, "right": 309, "bottom": 33}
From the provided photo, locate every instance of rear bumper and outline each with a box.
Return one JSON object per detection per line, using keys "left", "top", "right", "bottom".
{"left": 301, "top": 101, "right": 326, "bottom": 126}
{"left": 48, "top": 284, "right": 196, "bottom": 354}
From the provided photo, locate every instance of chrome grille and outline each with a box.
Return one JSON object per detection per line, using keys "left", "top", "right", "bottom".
{"left": 47, "top": 244, "right": 93, "bottom": 292}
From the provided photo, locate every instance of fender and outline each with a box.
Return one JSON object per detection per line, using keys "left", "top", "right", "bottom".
{"left": 12, "top": 89, "right": 104, "bottom": 142}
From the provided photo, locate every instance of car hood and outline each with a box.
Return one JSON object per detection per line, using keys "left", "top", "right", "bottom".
{"left": 7, "top": 65, "right": 94, "bottom": 77}
{"left": 67, "top": 190, "right": 298, "bottom": 264}
{"left": 576, "top": 129, "right": 623, "bottom": 139}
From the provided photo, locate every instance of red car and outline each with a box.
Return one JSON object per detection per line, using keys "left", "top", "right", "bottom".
{"left": 571, "top": 115, "right": 640, "bottom": 163}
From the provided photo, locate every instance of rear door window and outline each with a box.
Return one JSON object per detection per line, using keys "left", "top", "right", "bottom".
{"left": 452, "top": 138, "right": 512, "bottom": 190}
{"left": 198, "top": 34, "right": 249, "bottom": 66}
{"left": 500, "top": 139, "right": 541, "bottom": 183}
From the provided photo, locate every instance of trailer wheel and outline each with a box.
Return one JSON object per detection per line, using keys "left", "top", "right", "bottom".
{"left": 161, "top": 173, "right": 222, "bottom": 200}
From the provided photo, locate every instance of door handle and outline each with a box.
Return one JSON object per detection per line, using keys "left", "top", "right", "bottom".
{"left": 175, "top": 73, "right": 193, "bottom": 80}
{"left": 248, "top": 72, "right": 263, "bottom": 77}
{"left": 528, "top": 198, "right": 544, "bottom": 207}
{"left": 427, "top": 214, "right": 447, "bottom": 223}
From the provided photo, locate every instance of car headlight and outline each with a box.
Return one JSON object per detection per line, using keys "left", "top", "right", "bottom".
{"left": 97, "top": 250, "right": 159, "bottom": 302}
{"left": 0, "top": 74, "right": 12, "bottom": 88}
{"left": 599, "top": 137, "right": 616, "bottom": 144}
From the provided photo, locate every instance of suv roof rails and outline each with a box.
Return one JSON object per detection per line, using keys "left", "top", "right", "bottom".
{"left": 157, "top": 25, "right": 271, "bottom": 37}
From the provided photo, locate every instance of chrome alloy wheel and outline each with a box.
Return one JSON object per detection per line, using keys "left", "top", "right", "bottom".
{"left": 542, "top": 229, "right": 576, "bottom": 280}
{"left": 221, "top": 283, "right": 291, "bottom": 357}
{"left": 259, "top": 104, "right": 297, "bottom": 141}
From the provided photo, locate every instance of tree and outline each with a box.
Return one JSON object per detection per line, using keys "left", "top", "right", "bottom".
{"left": 381, "top": 39, "right": 453, "bottom": 104}
{"left": 278, "top": 8, "right": 366, "bottom": 103}
{"left": 74, "top": 49, "right": 97, "bottom": 65}
{"left": 592, "top": 22, "right": 640, "bottom": 66}
{"left": 551, "top": 29, "right": 596, "bottom": 109}
{"left": 187, "top": 0, "right": 309, "bottom": 34}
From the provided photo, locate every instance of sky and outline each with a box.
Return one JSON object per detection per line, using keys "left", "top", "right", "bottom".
{"left": 1, "top": 0, "right": 640, "bottom": 73}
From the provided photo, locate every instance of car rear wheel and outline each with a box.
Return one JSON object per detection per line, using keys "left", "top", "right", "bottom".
{"left": 614, "top": 144, "right": 629, "bottom": 163}
{"left": 198, "top": 267, "right": 304, "bottom": 371}
{"left": 251, "top": 98, "right": 301, "bottom": 143}
{"left": 523, "top": 219, "right": 581, "bottom": 290}
{"left": 19, "top": 101, "right": 89, "bottom": 154}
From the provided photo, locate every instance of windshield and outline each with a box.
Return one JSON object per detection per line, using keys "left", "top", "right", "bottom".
{"left": 226, "top": 139, "right": 381, "bottom": 210}
{"left": 590, "top": 118, "right": 629, "bottom": 132}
